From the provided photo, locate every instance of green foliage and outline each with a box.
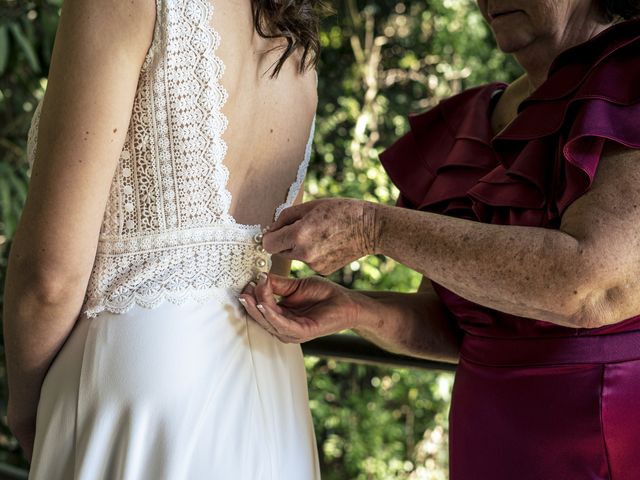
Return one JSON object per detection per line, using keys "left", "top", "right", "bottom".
{"left": 307, "top": 356, "right": 453, "bottom": 480}
{"left": 0, "top": 0, "right": 521, "bottom": 477}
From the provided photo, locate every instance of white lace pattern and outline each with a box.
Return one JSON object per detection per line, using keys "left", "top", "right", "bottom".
{"left": 25, "top": 0, "right": 315, "bottom": 318}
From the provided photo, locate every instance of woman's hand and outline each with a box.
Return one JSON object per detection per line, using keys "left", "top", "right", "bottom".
{"left": 7, "top": 403, "right": 36, "bottom": 463}
{"left": 238, "top": 273, "right": 363, "bottom": 343}
{"left": 262, "top": 199, "right": 379, "bottom": 275}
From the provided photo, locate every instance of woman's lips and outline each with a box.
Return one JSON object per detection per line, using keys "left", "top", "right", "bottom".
{"left": 489, "top": 9, "right": 521, "bottom": 20}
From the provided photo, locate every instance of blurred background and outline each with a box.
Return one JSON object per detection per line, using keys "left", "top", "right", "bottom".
{"left": 0, "top": 0, "right": 520, "bottom": 478}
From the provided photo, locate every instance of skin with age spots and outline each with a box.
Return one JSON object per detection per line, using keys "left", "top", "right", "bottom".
{"left": 260, "top": 198, "right": 377, "bottom": 273}
{"left": 241, "top": 0, "right": 640, "bottom": 357}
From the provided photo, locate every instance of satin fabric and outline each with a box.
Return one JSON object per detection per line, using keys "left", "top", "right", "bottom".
{"left": 29, "top": 293, "right": 320, "bottom": 480}
{"left": 380, "top": 18, "right": 640, "bottom": 480}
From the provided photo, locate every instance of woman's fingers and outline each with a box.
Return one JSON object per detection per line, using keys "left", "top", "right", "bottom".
{"left": 262, "top": 223, "right": 302, "bottom": 256}
{"left": 239, "top": 291, "right": 300, "bottom": 343}
{"left": 253, "top": 273, "right": 281, "bottom": 312}
{"left": 241, "top": 280, "right": 256, "bottom": 297}
{"left": 269, "top": 202, "right": 313, "bottom": 231}
{"left": 267, "top": 273, "right": 302, "bottom": 298}
{"left": 238, "top": 294, "right": 278, "bottom": 337}
{"left": 257, "top": 303, "right": 308, "bottom": 343}
{"left": 263, "top": 198, "right": 374, "bottom": 272}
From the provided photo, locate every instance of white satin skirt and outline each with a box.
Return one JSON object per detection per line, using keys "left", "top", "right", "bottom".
{"left": 28, "top": 291, "right": 320, "bottom": 480}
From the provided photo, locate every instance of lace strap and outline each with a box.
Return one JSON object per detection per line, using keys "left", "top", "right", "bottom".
{"left": 274, "top": 113, "right": 316, "bottom": 221}
{"left": 26, "top": 98, "right": 43, "bottom": 169}
{"left": 140, "top": 0, "right": 164, "bottom": 73}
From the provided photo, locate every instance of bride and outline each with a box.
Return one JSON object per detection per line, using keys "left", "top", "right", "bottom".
{"left": 3, "top": 0, "right": 321, "bottom": 477}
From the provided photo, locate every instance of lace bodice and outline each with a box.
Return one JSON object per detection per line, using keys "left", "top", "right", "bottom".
{"left": 25, "top": 0, "right": 315, "bottom": 318}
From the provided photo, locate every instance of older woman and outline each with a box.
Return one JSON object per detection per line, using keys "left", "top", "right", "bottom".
{"left": 239, "top": 1, "right": 640, "bottom": 478}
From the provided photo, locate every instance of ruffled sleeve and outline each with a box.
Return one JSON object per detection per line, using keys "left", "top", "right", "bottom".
{"left": 380, "top": 18, "right": 640, "bottom": 228}
{"left": 380, "top": 84, "right": 506, "bottom": 219}
{"left": 488, "top": 18, "right": 640, "bottom": 219}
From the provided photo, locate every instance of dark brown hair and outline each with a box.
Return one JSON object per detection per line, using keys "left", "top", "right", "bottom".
{"left": 599, "top": 0, "right": 640, "bottom": 20}
{"left": 251, "top": 0, "right": 328, "bottom": 77}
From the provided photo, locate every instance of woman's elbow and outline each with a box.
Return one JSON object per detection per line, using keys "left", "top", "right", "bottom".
{"left": 559, "top": 281, "right": 625, "bottom": 330}
{"left": 6, "top": 257, "right": 87, "bottom": 308}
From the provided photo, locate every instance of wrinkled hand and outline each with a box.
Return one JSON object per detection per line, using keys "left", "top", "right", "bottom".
{"left": 7, "top": 404, "right": 35, "bottom": 463}
{"left": 238, "top": 273, "right": 361, "bottom": 344}
{"left": 262, "top": 198, "right": 379, "bottom": 275}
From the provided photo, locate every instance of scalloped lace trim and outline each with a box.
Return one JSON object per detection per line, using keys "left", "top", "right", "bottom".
{"left": 83, "top": 286, "right": 241, "bottom": 318}
{"left": 82, "top": 225, "right": 271, "bottom": 318}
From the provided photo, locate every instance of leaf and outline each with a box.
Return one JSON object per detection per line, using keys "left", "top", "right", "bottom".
{"left": 8, "top": 22, "right": 41, "bottom": 74}
{"left": 0, "top": 165, "right": 14, "bottom": 239}
{"left": 0, "top": 24, "right": 9, "bottom": 76}
{"left": 41, "top": 9, "right": 59, "bottom": 67}
{"left": 7, "top": 166, "right": 28, "bottom": 207}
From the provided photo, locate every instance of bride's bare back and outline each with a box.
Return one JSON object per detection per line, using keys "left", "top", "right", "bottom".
{"left": 212, "top": 0, "right": 317, "bottom": 225}
{"left": 7, "top": 0, "right": 319, "bottom": 317}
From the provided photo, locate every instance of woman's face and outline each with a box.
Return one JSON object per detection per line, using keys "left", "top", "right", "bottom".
{"left": 476, "top": 0, "right": 604, "bottom": 55}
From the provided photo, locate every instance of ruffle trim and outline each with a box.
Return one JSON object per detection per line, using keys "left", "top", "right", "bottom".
{"left": 380, "top": 18, "right": 640, "bottom": 227}
{"left": 380, "top": 84, "right": 507, "bottom": 219}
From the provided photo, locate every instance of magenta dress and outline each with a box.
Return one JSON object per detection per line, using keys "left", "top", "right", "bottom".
{"left": 380, "top": 19, "right": 640, "bottom": 480}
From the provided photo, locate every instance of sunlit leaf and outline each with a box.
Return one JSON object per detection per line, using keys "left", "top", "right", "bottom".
{"left": 9, "top": 22, "right": 41, "bottom": 74}
{"left": 0, "top": 25, "right": 10, "bottom": 76}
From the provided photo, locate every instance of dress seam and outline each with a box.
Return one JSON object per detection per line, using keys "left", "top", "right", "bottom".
{"left": 243, "top": 312, "right": 277, "bottom": 480}
{"left": 72, "top": 320, "right": 94, "bottom": 480}
{"left": 599, "top": 363, "right": 613, "bottom": 480}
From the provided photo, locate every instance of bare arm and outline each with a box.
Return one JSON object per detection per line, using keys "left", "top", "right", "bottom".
{"left": 263, "top": 144, "right": 640, "bottom": 330}
{"left": 240, "top": 273, "right": 461, "bottom": 364}
{"left": 2, "top": 0, "right": 155, "bottom": 458}
{"left": 353, "top": 276, "right": 460, "bottom": 363}
{"left": 372, "top": 144, "right": 640, "bottom": 329}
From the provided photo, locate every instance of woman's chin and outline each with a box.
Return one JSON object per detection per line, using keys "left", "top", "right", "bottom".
{"left": 492, "top": 31, "right": 535, "bottom": 55}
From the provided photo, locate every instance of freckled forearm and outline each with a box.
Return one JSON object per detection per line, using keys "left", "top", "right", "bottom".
{"left": 352, "top": 290, "right": 461, "bottom": 363}
{"left": 372, "top": 203, "right": 592, "bottom": 326}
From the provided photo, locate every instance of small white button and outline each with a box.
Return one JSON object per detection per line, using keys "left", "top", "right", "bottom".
{"left": 255, "top": 245, "right": 265, "bottom": 254}
{"left": 125, "top": 220, "right": 135, "bottom": 229}
{"left": 122, "top": 167, "right": 132, "bottom": 177}
{"left": 253, "top": 233, "right": 263, "bottom": 244}
{"left": 255, "top": 258, "right": 267, "bottom": 268}
{"left": 124, "top": 203, "right": 134, "bottom": 212}
{"left": 121, "top": 151, "right": 131, "bottom": 160}
{"left": 123, "top": 185, "right": 133, "bottom": 195}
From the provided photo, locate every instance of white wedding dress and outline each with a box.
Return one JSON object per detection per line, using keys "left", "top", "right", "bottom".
{"left": 25, "top": 0, "right": 320, "bottom": 478}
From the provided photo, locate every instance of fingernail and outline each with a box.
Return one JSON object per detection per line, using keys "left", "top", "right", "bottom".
{"left": 256, "top": 304, "right": 266, "bottom": 312}
{"left": 249, "top": 281, "right": 257, "bottom": 288}
{"left": 257, "top": 272, "right": 268, "bottom": 284}
{"left": 238, "top": 297, "right": 247, "bottom": 307}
